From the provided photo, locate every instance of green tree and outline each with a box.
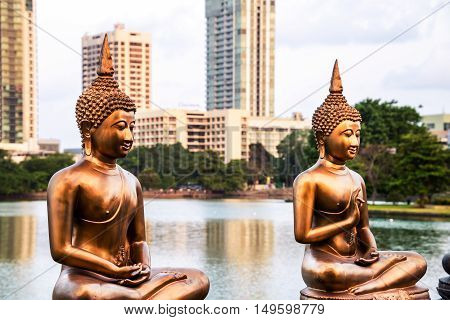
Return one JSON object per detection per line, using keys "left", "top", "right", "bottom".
{"left": 138, "top": 168, "right": 161, "bottom": 190}
{"left": 353, "top": 99, "right": 425, "bottom": 201}
{"left": 224, "top": 160, "right": 246, "bottom": 192}
{"left": 276, "top": 129, "right": 317, "bottom": 186}
{"left": 247, "top": 143, "right": 276, "bottom": 185}
{"left": 355, "top": 99, "right": 422, "bottom": 147}
{"left": 118, "top": 144, "right": 195, "bottom": 183}
{"left": 347, "top": 145, "right": 396, "bottom": 203}
{"left": 21, "top": 153, "right": 75, "bottom": 185}
{"left": 29, "top": 171, "right": 50, "bottom": 192}
{"left": 391, "top": 131, "right": 450, "bottom": 206}
{"left": 160, "top": 175, "right": 176, "bottom": 190}
{"left": 0, "top": 150, "right": 32, "bottom": 195}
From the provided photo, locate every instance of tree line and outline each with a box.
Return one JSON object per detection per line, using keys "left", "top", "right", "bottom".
{"left": 119, "top": 99, "right": 449, "bottom": 205}
{"left": 0, "top": 99, "right": 448, "bottom": 205}
{"left": 0, "top": 151, "right": 74, "bottom": 195}
{"left": 274, "top": 99, "right": 450, "bottom": 205}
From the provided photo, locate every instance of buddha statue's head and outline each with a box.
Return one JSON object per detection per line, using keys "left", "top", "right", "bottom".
{"left": 312, "top": 60, "right": 362, "bottom": 164}
{"left": 75, "top": 34, "right": 136, "bottom": 160}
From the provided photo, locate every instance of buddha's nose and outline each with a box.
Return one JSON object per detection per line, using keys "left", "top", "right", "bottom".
{"left": 124, "top": 128, "right": 133, "bottom": 142}
{"left": 350, "top": 135, "right": 359, "bottom": 147}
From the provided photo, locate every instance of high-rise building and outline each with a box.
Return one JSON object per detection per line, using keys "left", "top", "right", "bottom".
{"left": 0, "top": 0, "right": 37, "bottom": 151}
{"left": 82, "top": 24, "right": 151, "bottom": 110}
{"left": 206, "top": 0, "right": 275, "bottom": 117}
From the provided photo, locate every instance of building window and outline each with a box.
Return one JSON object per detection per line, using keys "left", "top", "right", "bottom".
{"left": 26, "top": 0, "right": 33, "bottom": 11}
{"left": 426, "top": 123, "right": 435, "bottom": 129}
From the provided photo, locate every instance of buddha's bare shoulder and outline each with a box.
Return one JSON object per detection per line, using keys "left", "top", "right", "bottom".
{"left": 348, "top": 168, "right": 365, "bottom": 185}
{"left": 293, "top": 163, "right": 320, "bottom": 190}
{"left": 47, "top": 160, "right": 91, "bottom": 192}
{"left": 119, "top": 166, "right": 142, "bottom": 190}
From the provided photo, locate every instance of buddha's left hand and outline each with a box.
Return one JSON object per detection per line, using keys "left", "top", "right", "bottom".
{"left": 118, "top": 264, "right": 150, "bottom": 287}
{"left": 355, "top": 250, "right": 379, "bottom": 266}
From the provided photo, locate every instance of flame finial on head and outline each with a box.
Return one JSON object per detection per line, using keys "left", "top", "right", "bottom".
{"left": 329, "top": 59, "right": 343, "bottom": 94}
{"left": 75, "top": 34, "right": 135, "bottom": 148}
{"left": 311, "top": 59, "right": 362, "bottom": 149}
{"left": 97, "top": 34, "right": 114, "bottom": 77}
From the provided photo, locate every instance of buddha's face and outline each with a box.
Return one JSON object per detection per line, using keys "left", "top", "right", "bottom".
{"left": 324, "top": 120, "right": 361, "bottom": 163}
{"left": 91, "top": 109, "right": 135, "bottom": 159}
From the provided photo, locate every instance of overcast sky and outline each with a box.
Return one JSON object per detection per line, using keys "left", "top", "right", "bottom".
{"left": 36, "top": 0, "right": 450, "bottom": 149}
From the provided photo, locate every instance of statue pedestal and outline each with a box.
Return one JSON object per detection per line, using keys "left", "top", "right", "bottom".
{"left": 437, "top": 276, "right": 450, "bottom": 299}
{"left": 300, "top": 286, "right": 430, "bottom": 300}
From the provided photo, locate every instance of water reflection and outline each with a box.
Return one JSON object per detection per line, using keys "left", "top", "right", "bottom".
{"left": 0, "top": 215, "right": 36, "bottom": 261}
{"left": 0, "top": 199, "right": 449, "bottom": 299}
{"left": 145, "top": 218, "right": 275, "bottom": 299}
{"left": 145, "top": 219, "right": 206, "bottom": 253}
{"left": 145, "top": 218, "right": 274, "bottom": 264}
{"left": 373, "top": 226, "right": 447, "bottom": 254}
{"left": 206, "top": 219, "right": 274, "bottom": 263}
{"left": 205, "top": 219, "right": 274, "bottom": 299}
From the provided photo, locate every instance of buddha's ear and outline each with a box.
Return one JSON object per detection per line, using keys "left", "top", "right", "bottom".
{"left": 316, "top": 131, "right": 326, "bottom": 159}
{"left": 80, "top": 120, "right": 93, "bottom": 140}
{"left": 316, "top": 131, "right": 326, "bottom": 145}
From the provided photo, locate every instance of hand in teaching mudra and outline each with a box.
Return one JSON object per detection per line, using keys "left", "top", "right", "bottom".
{"left": 348, "top": 188, "right": 380, "bottom": 267}
{"left": 346, "top": 188, "right": 364, "bottom": 225}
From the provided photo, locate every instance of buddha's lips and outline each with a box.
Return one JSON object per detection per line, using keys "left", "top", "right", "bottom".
{"left": 121, "top": 143, "right": 132, "bottom": 151}
{"left": 348, "top": 147, "right": 358, "bottom": 154}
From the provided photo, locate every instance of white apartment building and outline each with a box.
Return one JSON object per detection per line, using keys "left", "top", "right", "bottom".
{"left": 422, "top": 113, "right": 450, "bottom": 148}
{"left": 82, "top": 24, "right": 151, "bottom": 110}
{"left": 135, "top": 108, "right": 308, "bottom": 162}
{"left": 135, "top": 109, "right": 247, "bottom": 162}
{"left": 247, "top": 112, "right": 306, "bottom": 157}
{"left": 0, "top": 0, "right": 38, "bottom": 153}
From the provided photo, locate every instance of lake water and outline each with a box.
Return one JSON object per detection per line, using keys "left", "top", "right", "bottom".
{"left": 0, "top": 199, "right": 448, "bottom": 300}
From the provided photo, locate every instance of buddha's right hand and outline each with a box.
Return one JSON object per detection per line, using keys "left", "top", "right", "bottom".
{"left": 346, "top": 188, "right": 364, "bottom": 225}
{"left": 114, "top": 264, "right": 142, "bottom": 279}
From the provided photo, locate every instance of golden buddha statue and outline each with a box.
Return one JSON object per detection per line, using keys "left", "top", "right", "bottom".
{"left": 294, "top": 60, "right": 429, "bottom": 300}
{"left": 47, "top": 35, "right": 209, "bottom": 300}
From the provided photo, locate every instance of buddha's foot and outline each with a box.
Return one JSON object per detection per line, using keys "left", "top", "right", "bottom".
{"left": 348, "top": 278, "right": 386, "bottom": 295}
{"left": 156, "top": 271, "right": 187, "bottom": 281}
{"left": 349, "top": 254, "right": 407, "bottom": 295}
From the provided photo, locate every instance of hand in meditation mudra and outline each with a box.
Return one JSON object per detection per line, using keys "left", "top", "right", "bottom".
{"left": 295, "top": 61, "right": 429, "bottom": 300}
{"left": 47, "top": 35, "right": 209, "bottom": 300}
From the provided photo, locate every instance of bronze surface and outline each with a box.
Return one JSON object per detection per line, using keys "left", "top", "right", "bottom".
{"left": 293, "top": 60, "right": 429, "bottom": 299}
{"left": 47, "top": 35, "right": 209, "bottom": 300}
{"left": 437, "top": 253, "right": 450, "bottom": 299}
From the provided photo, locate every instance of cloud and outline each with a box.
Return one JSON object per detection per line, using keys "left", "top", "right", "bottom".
{"left": 35, "top": 0, "right": 450, "bottom": 148}
{"left": 276, "top": 0, "right": 441, "bottom": 48}
{"left": 383, "top": 11, "right": 450, "bottom": 90}
{"left": 384, "top": 52, "right": 450, "bottom": 90}
{"left": 37, "top": 0, "right": 205, "bottom": 148}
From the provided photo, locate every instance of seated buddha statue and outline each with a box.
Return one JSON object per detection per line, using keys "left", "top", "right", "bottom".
{"left": 47, "top": 35, "right": 209, "bottom": 300}
{"left": 294, "top": 60, "right": 429, "bottom": 300}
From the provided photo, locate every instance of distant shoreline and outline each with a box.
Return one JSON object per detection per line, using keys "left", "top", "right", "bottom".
{"left": 0, "top": 189, "right": 293, "bottom": 201}
{"left": 367, "top": 205, "right": 450, "bottom": 219}
{"left": 1, "top": 191, "right": 449, "bottom": 219}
